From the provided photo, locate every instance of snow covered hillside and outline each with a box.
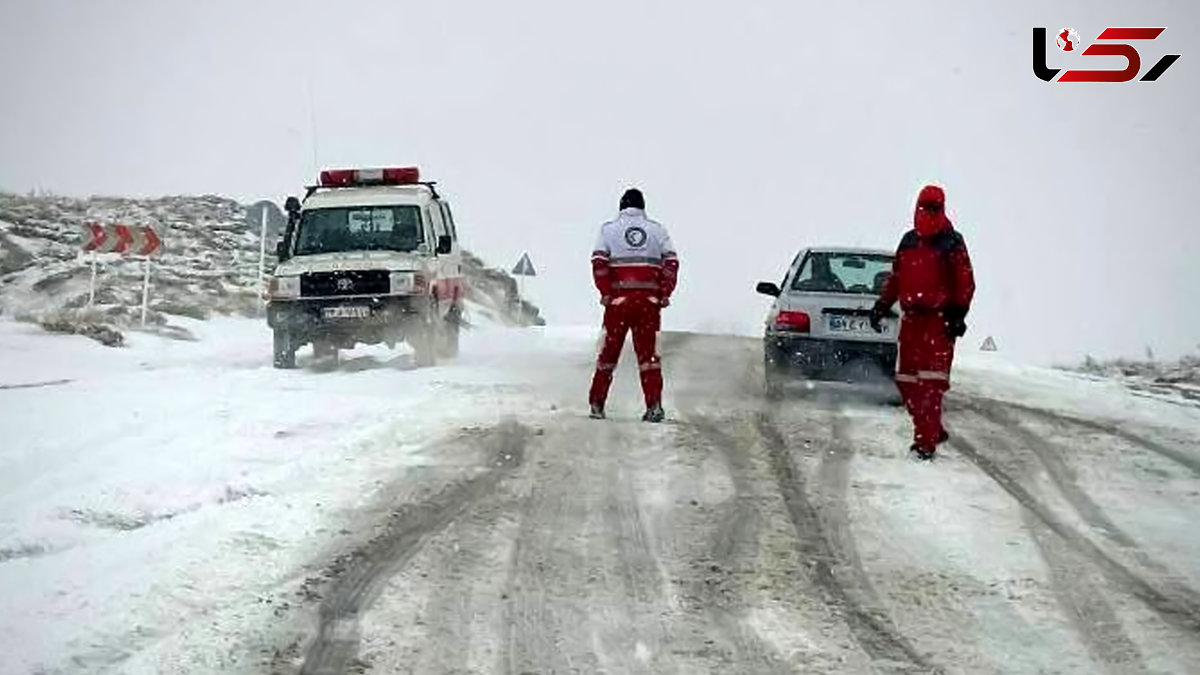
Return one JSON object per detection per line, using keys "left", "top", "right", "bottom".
{"left": 1060, "top": 351, "right": 1200, "bottom": 407}
{"left": 0, "top": 192, "right": 543, "bottom": 340}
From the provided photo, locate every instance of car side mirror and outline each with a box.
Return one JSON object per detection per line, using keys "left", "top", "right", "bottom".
{"left": 436, "top": 234, "right": 452, "bottom": 255}
{"left": 756, "top": 281, "right": 782, "bottom": 297}
{"left": 275, "top": 241, "right": 289, "bottom": 261}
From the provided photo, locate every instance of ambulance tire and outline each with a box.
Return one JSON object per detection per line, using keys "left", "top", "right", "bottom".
{"left": 411, "top": 306, "right": 438, "bottom": 368}
{"left": 273, "top": 329, "right": 297, "bottom": 369}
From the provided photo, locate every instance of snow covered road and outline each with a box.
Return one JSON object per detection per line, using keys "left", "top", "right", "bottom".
{"left": 2, "top": 319, "right": 1199, "bottom": 674}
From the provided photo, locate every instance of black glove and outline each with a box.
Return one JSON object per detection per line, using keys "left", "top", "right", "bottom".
{"left": 944, "top": 305, "right": 968, "bottom": 339}
{"left": 869, "top": 300, "right": 890, "bottom": 333}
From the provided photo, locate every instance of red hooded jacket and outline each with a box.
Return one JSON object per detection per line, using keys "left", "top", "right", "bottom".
{"left": 878, "top": 185, "right": 975, "bottom": 315}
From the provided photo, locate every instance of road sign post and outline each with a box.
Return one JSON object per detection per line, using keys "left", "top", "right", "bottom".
{"left": 510, "top": 252, "right": 537, "bottom": 323}
{"left": 257, "top": 206, "right": 269, "bottom": 316}
{"left": 88, "top": 252, "right": 98, "bottom": 307}
{"left": 141, "top": 257, "right": 151, "bottom": 326}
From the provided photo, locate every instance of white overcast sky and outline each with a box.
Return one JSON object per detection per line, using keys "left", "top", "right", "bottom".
{"left": 0, "top": 1, "right": 1196, "bottom": 365}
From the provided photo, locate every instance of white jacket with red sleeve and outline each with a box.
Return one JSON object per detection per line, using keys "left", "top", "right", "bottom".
{"left": 591, "top": 208, "right": 679, "bottom": 301}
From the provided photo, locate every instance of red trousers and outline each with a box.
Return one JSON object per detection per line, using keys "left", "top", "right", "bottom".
{"left": 895, "top": 312, "right": 956, "bottom": 447}
{"left": 588, "top": 297, "right": 662, "bottom": 408}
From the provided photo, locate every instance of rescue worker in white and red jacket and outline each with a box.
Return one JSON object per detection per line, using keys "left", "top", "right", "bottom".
{"left": 588, "top": 188, "right": 679, "bottom": 422}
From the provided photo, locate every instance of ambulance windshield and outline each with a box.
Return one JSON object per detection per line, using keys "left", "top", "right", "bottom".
{"left": 294, "top": 205, "right": 424, "bottom": 255}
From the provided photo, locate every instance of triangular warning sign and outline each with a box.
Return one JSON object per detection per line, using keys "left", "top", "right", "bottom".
{"left": 980, "top": 336, "right": 998, "bottom": 352}
{"left": 511, "top": 252, "right": 536, "bottom": 276}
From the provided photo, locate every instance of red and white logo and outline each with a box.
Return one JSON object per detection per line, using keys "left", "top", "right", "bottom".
{"left": 1056, "top": 28, "right": 1081, "bottom": 51}
{"left": 1034, "top": 27, "right": 1181, "bottom": 82}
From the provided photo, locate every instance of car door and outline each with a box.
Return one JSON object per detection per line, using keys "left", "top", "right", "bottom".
{"left": 426, "top": 201, "right": 461, "bottom": 315}
{"left": 437, "top": 201, "right": 465, "bottom": 308}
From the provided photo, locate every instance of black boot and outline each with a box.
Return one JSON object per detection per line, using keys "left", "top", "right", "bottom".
{"left": 642, "top": 403, "right": 665, "bottom": 423}
{"left": 910, "top": 443, "right": 936, "bottom": 461}
{"left": 589, "top": 403, "right": 606, "bottom": 419}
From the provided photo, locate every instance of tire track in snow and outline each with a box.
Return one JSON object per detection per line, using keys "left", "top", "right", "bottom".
{"left": 955, "top": 403, "right": 1200, "bottom": 670}
{"left": 404, "top": 487, "right": 520, "bottom": 674}
{"left": 960, "top": 403, "right": 1200, "bottom": 608}
{"left": 497, "top": 421, "right": 677, "bottom": 675}
{"left": 0, "top": 378, "right": 73, "bottom": 390}
{"left": 959, "top": 400, "right": 1151, "bottom": 672}
{"left": 595, "top": 440, "right": 679, "bottom": 674}
{"left": 967, "top": 398, "right": 1200, "bottom": 478}
{"left": 967, "top": 401, "right": 1200, "bottom": 600}
{"left": 946, "top": 426, "right": 1200, "bottom": 639}
{"left": 299, "top": 422, "right": 529, "bottom": 675}
{"left": 686, "top": 418, "right": 795, "bottom": 675}
{"left": 1024, "top": 511, "right": 1149, "bottom": 675}
{"left": 499, "top": 426, "right": 600, "bottom": 675}
{"left": 755, "top": 410, "right": 937, "bottom": 674}
{"left": 963, "top": 401, "right": 1141, "bottom": 549}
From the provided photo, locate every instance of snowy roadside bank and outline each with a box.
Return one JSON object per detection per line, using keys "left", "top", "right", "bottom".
{"left": 0, "top": 317, "right": 590, "bottom": 674}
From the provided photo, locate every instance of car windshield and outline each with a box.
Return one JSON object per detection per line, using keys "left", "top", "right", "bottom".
{"left": 294, "top": 205, "right": 424, "bottom": 255}
{"left": 790, "top": 251, "right": 894, "bottom": 295}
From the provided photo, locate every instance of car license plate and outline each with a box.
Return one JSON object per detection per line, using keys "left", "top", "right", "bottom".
{"left": 322, "top": 305, "right": 370, "bottom": 320}
{"left": 827, "top": 315, "right": 873, "bottom": 333}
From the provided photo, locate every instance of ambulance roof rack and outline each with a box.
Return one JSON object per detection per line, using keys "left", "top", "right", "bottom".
{"left": 303, "top": 181, "right": 439, "bottom": 200}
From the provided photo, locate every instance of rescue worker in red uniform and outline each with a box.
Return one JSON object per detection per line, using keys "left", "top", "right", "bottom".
{"left": 588, "top": 188, "right": 679, "bottom": 422}
{"left": 871, "top": 184, "right": 975, "bottom": 460}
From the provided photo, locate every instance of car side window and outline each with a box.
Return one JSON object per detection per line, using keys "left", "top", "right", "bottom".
{"left": 421, "top": 207, "right": 437, "bottom": 247}
{"left": 428, "top": 204, "right": 447, "bottom": 239}
{"left": 440, "top": 202, "right": 458, "bottom": 242}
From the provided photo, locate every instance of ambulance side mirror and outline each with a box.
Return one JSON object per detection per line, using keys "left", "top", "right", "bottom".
{"left": 436, "top": 235, "right": 452, "bottom": 255}
{"left": 756, "top": 281, "right": 781, "bottom": 297}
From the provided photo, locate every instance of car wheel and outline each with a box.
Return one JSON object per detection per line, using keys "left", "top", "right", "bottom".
{"left": 886, "top": 389, "right": 905, "bottom": 407}
{"left": 273, "top": 329, "right": 297, "bottom": 369}
{"left": 765, "top": 375, "right": 784, "bottom": 400}
{"left": 764, "top": 355, "right": 785, "bottom": 400}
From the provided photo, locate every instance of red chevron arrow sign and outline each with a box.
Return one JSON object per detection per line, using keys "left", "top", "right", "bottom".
{"left": 81, "top": 222, "right": 162, "bottom": 256}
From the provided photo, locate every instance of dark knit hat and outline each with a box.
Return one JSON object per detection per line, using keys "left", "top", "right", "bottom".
{"left": 619, "top": 188, "right": 645, "bottom": 210}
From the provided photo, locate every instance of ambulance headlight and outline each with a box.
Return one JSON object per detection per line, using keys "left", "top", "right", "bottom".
{"left": 390, "top": 272, "right": 415, "bottom": 293}
{"left": 269, "top": 275, "right": 300, "bottom": 299}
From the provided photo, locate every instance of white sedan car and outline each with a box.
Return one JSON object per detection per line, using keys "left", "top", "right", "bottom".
{"left": 755, "top": 247, "right": 900, "bottom": 399}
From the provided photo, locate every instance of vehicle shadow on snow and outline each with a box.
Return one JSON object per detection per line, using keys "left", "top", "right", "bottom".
{"left": 302, "top": 353, "right": 420, "bottom": 374}
{"left": 771, "top": 379, "right": 903, "bottom": 408}
{"left": 661, "top": 330, "right": 902, "bottom": 409}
